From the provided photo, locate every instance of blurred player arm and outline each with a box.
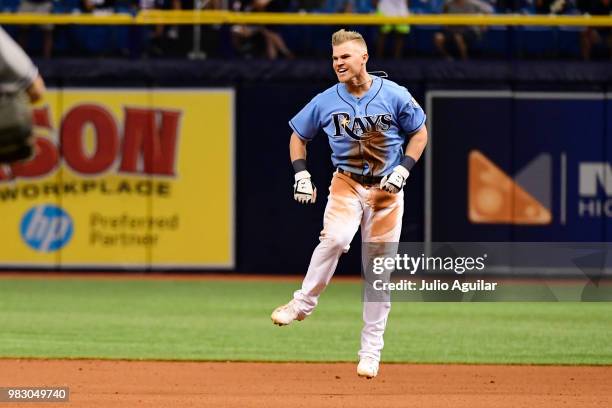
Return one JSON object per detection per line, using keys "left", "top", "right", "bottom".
{"left": 0, "top": 27, "right": 45, "bottom": 102}
{"left": 0, "top": 26, "right": 41, "bottom": 97}
{"left": 0, "top": 26, "right": 42, "bottom": 163}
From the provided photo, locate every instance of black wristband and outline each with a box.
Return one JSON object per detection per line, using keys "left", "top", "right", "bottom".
{"left": 292, "top": 159, "right": 307, "bottom": 173}
{"left": 399, "top": 155, "right": 417, "bottom": 172}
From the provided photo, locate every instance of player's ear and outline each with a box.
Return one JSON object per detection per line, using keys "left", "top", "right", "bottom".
{"left": 363, "top": 53, "right": 369, "bottom": 65}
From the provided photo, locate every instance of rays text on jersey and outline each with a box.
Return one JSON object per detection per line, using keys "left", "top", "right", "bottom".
{"left": 331, "top": 112, "right": 392, "bottom": 140}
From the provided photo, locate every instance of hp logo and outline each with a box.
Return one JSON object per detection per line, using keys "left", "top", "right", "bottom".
{"left": 20, "top": 204, "right": 74, "bottom": 252}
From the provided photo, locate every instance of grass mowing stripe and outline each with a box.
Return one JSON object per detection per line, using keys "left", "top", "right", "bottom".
{"left": 0, "top": 279, "right": 610, "bottom": 364}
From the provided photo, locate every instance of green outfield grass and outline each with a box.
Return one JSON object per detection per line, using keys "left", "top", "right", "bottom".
{"left": 0, "top": 278, "right": 611, "bottom": 364}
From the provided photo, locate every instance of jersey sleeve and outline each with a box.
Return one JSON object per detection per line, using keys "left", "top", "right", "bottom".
{"left": 397, "top": 89, "right": 426, "bottom": 135}
{"left": 289, "top": 94, "right": 321, "bottom": 141}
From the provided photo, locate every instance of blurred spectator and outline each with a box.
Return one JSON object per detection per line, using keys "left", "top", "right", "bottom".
{"left": 494, "top": 0, "right": 518, "bottom": 12}
{"left": 579, "top": 0, "right": 612, "bottom": 60}
{"left": 81, "top": 0, "right": 116, "bottom": 12}
{"left": 374, "top": 0, "right": 410, "bottom": 59}
{"left": 295, "top": 0, "right": 325, "bottom": 10}
{"left": 534, "top": 0, "right": 569, "bottom": 13}
{"left": 231, "top": 0, "right": 294, "bottom": 59}
{"left": 319, "top": 0, "right": 357, "bottom": 58}
{"left": 78, "top": 0, "right": 119, "bottom": 56}
{"left": 433, "top": 0, "right": 493, "bottom": 60}
{"left": 230, "top": 0, "right": 264, "bottom": 57}
{"left": 130, "top": 0, "right": 181, "bottom": 57}
{"left": 256, "top": 0, "right": 295, "bottom": 59}
{"left": 180, "top": 0, "right": 226, "bottom": 58}
{"left": 319, "top": 0, "right": 354, "bottom": 12}
{"left": 17, "top": 0, "right": 54, "bottom": 59}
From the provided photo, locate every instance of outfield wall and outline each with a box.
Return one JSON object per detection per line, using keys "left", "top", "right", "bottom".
{"left": 0, "top": 59, "right": 609, "bottom": 273}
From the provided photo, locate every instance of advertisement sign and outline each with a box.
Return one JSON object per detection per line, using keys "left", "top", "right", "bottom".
{"left": 426, "top": 91, "right": 611, "bottom": 242}
{"left": 0, "top": 89, "right": 234, "bottom": 269}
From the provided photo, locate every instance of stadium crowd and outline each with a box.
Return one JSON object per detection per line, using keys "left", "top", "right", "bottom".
{"left": 2, "top": 0, "right": 611, "bottom": 60}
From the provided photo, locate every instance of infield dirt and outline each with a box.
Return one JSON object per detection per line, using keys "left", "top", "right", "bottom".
{"left": 1, "top": 359, "right": 610, "bottom": 407}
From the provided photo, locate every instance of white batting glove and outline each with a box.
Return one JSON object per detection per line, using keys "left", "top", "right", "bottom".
{"left": 294, "top": 170, "right": 317, "bottom": 204}
{"left": 380, "top": 165, "right": 410, "bottom": 194}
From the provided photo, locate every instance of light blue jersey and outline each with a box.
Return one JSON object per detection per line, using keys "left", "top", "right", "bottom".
{"left": 289, "top": 75, "right": 426, "bottom": 177}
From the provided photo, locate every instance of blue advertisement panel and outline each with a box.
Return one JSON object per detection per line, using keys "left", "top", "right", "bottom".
{"left": 427, "top": 91, "right": 610, "bottom": 242}
{"left": 427, "top": 91, "right": 513, "bottom": 242}
{"left": 513, "top": 94, "right": 606, "bottom": 241}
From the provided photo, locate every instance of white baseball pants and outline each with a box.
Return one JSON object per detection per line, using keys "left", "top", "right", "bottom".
{"left": 293, "top": 171, "right": 404, "bottom": 362}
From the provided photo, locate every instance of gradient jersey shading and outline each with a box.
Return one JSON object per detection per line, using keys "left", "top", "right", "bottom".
{"left": 289, "top": 76, "right": 426, "bottom": 177}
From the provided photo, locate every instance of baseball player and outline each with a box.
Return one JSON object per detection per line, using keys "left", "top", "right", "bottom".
{"left": 271, "top": 29, "right": 428, "bottom": 379}
{"left": 0, "top": 26, "right": 46, "bottom": 164}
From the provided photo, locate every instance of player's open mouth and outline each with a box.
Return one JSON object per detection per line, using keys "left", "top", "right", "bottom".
{"left": 337, "top": 69, "right": 347, "bottom": 74}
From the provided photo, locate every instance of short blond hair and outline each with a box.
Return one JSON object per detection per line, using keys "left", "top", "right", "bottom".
{"left": 331, "top": 29, "right": 367, "bottom": 50}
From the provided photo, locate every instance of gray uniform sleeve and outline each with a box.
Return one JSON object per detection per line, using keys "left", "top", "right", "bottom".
{"left": 0, "top": 26, "right": 38, "bottom": 93}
